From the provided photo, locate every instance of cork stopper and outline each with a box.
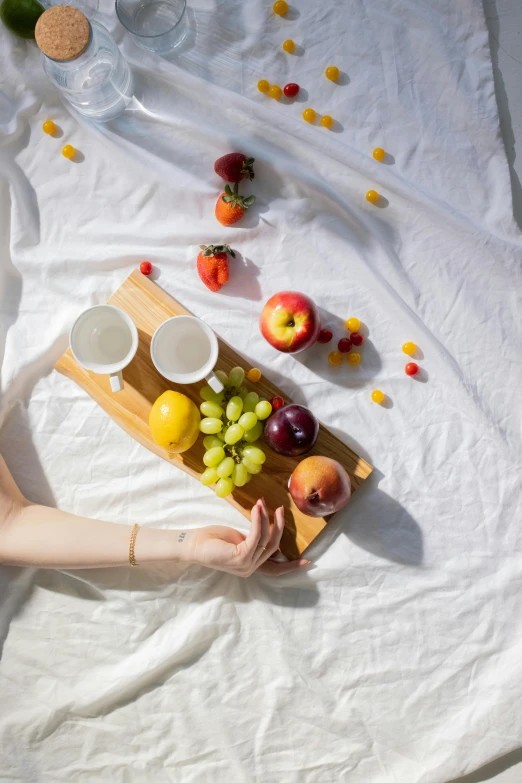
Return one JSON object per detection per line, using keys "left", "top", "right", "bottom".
{"left": 35, "top": 6, "right": 90, "bottom": 62}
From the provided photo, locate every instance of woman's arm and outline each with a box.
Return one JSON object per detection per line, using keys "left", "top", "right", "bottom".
{"left": 0, "top": 501, "right": 189, "bottom": 569}
{"left": 0, "top": 457, "right": 309, "bottom": 576}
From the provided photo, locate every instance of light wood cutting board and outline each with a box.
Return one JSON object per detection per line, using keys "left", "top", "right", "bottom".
{"left": 55, "top": 271, "right": 373, "bottom": 559}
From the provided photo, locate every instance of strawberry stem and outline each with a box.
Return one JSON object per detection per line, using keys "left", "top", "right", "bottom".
{"left": 221, "top": 183, "right": 256, "bottom": 210}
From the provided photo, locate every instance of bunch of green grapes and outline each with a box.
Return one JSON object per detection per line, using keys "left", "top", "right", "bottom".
{"left": 198, "top": 366, "right": 272, "bottom": 497}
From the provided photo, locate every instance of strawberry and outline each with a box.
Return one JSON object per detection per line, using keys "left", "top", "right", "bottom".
{"left": 215, "top": 184, "right": 255, "bottom": 226}
{"left": 197, "top": 244, "right": 236, "bottom": 292}
{"left": 214, "top": 153, "right": 255, "bottom": 183}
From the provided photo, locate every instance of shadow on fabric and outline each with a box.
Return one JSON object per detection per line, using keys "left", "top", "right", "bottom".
{"left": 303, "top": 464, "right": 424, "bottom": 568}
{"left": 447, "top": 744, "right": 522, "bottom": 783}
{"left": 484, "top": 0, "right": 522, "bottom": 230}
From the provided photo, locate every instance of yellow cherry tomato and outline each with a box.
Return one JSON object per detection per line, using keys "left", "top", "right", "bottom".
{"left": 328, "top": 350, "right": 343, "bottom": 366}
{"left": 282, "top": 39, "right": 295, "bottom": 53}
{"left": 320, "top": 115, "right": 334, "bottom": 128}
{"left": 268, "top": 84, "right": 283, "bottom": 99}
{"left": 325, "top": 65, "right": 340, "bottom": 81}
{"left": 302, "top": 108, "right": 316, "bottom": 123}
{"left": 273, "top": 0, "right": 288, "bottom": 14}
{"left": 373, "top": 147, "right": 386, "bottom": 161}
{"left": 347, "top": 352, "right": 361, "bottom": 365}
{"left": 371, "top": 389, "right": 385, "bottom": 404}
{"left": 62, "top": 145, "right": 76, "bottom": 159}
{"left": 366, "top": 189, "right": 379, "bottom": 203}
{"left": 345, "top": 317, "right": 360, "bottom": 333}
{"left": 257, "top": 79, "right": 270, "bottom": 93}
{"left": 246, "top": 368, "right": 262, "bottom": 382}
{"left": 42, "top": 120, "right": 56, "bottom": 135}
{"left": 402, "top": 342, "right": 417, "bottom": 356}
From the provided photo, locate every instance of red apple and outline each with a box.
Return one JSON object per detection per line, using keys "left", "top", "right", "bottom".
{"left": 289, "top": 456, "right": 351, "bottom": 517}
{"left": 260, "top": 291, "right": 321, "bottom": 354}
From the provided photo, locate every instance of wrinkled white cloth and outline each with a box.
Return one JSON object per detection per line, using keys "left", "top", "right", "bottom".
{"left": 1, "top": 0, "right": 522, "bottom": 780}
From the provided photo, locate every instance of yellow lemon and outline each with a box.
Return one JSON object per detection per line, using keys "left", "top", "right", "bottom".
{"left": 149, "top": 391, "right": 200, "bottom": 454}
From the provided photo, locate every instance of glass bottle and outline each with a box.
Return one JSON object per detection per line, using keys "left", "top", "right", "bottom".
{"left": 41, "top": 0, "right": 99, "bottom": 20}
{"left": 35, "top": 5, "right": 133, "bottom": 122}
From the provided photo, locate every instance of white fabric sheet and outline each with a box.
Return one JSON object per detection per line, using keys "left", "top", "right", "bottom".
{"left": 1, "top": 0, "right": 522, "bottom": 780}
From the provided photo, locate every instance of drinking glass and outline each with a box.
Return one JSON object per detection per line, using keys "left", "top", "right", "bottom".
{"left": 115, "top": 0, "right": 188, "bottom": 54}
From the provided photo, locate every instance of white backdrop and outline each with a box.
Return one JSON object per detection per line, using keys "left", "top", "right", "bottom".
{"left": 1, "top": 0, "right": 522, "bottom": 781}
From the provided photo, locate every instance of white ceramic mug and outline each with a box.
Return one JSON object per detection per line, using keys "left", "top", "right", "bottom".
{"left": 70, "top": 305, "right": 139, "bottom": 392}
{"left": 150, "top": 316, "right": 224, "bottom": 393}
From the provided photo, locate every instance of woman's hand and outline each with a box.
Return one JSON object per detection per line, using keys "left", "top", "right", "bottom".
{"left": 186, "top": 499, "right": 311, "bottom": 577}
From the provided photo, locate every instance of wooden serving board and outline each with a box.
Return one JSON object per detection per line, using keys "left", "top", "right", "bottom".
{"left": 55, "top": 271, "right": 372, "bottom": 560}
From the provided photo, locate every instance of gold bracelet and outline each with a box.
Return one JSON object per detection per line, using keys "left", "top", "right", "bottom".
{"left": 129, "top": 523, "right": 140, "bottom": 567}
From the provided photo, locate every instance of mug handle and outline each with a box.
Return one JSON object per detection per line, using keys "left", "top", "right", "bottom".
{"left": 110, "top": 371, "right": 124, "bottom": 392}
{"left": 206, "top": 372, "right": 224, "bottom": 393}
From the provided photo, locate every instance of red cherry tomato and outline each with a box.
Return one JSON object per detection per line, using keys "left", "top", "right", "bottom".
{"left": 140, "top": 261, "right": 153, "bottom": 275}
{"left": 405, "top": 362, "right": 419, "bottom": 376}
{"left": 317, "top": 328, "right": 333, "bottom": 344}
{"left": 270, "top": 395, "right": 285, "bottom": 411}
{"left": 350, "top": 332, "right": 364, "bottom": 346}
{"left": 337, "top": 337, "right": 352, "bottom": 353}
{"left": 283, "top": 83, "right": 300, "bottom": 98}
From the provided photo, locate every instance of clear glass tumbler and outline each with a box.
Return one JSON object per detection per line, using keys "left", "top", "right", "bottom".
{"left": 115, "top": 0, "right": 188, "bottom": 54}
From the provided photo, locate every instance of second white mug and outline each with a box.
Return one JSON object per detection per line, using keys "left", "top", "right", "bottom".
{"left": 70, "top": 304, "right": 139, "bottom": 392}
{"left": 150, "top": 316, "right": 224, "bottom": 393}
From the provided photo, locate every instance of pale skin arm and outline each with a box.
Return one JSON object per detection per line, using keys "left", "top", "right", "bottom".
{"left": 0, "top": 456, "right": 310, "bottom": 577}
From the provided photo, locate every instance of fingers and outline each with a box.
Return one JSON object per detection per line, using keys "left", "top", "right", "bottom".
{"left": 254, "top": 505, "right": 285, "bottom": 566}
{"left": 258, "top": 558, "right": 311, "bottom": 576}
{"left": 244, "top": 501, "right": 312, "bottom": 577}
{"left": 244, "top": 501, "right": 262, "bottom": 555}
{"left": 257, "top": 498, "right": 271, "bottom": 549}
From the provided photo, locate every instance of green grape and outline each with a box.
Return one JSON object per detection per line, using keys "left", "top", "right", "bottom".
{"left": 215, "top": 369, "right": 228, "bottom": 385}
{"left": 226, "top": 396, "right": 243, "bottom": 422}
{"left": 203, "top": 446, "right": 226, "bottom": 467}
{"left": 217, "top": 457, "right": 235, "bottom": 478}
{"left": 216, "top": 431, "right": 226, "bottom": 441}
{"left": 203, "top": 435, "right": 222, "bottom": 451}
{"left": 243, "top": 392, "right": 259, "bottom": 413}
{"left": 242, "top": 445, "right": 266, "bottom": 465}
{"left": 225, "top": 424, "right": 245, "bottom": 445}
{"left": 200, "top": 467, "right": 218, "bottom": 486}
{"left": 245, "top": 472, "right": 252, "bottom": 484}
{"left": 242, "top": 457, "right": 262, "bottom": 475}
{"left": 228, "top": 366, "right": 245, "bottom": 388}
{"left": 200, "top": 385, "right": 224, "bottom": 403}
{"left": 255, "top": 401, "right": 272, "bottom": 420}
{"left": 238, "top": 412, "right": 258, "bottom": 431}
{"left": 200, "top": 401, "right": 225, "bottom": 418}
{"left": 238, "top": 387, "right": 248, "bottom": 399}
{"left": 215, "top": 478, "right": 234, "bottom": 498}
{"left": 232, "top": 463, "right": 249, "bottom": 487}
{"left": 243, "top": 421, "right": 263, "bottom": 443}
{"left": 200, "top": 417, "right": 223, "bottom": 434}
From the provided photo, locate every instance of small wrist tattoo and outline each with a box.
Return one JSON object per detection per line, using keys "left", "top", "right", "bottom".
{"left": 178, "top": 532, "right": 186, "bottom": 543}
